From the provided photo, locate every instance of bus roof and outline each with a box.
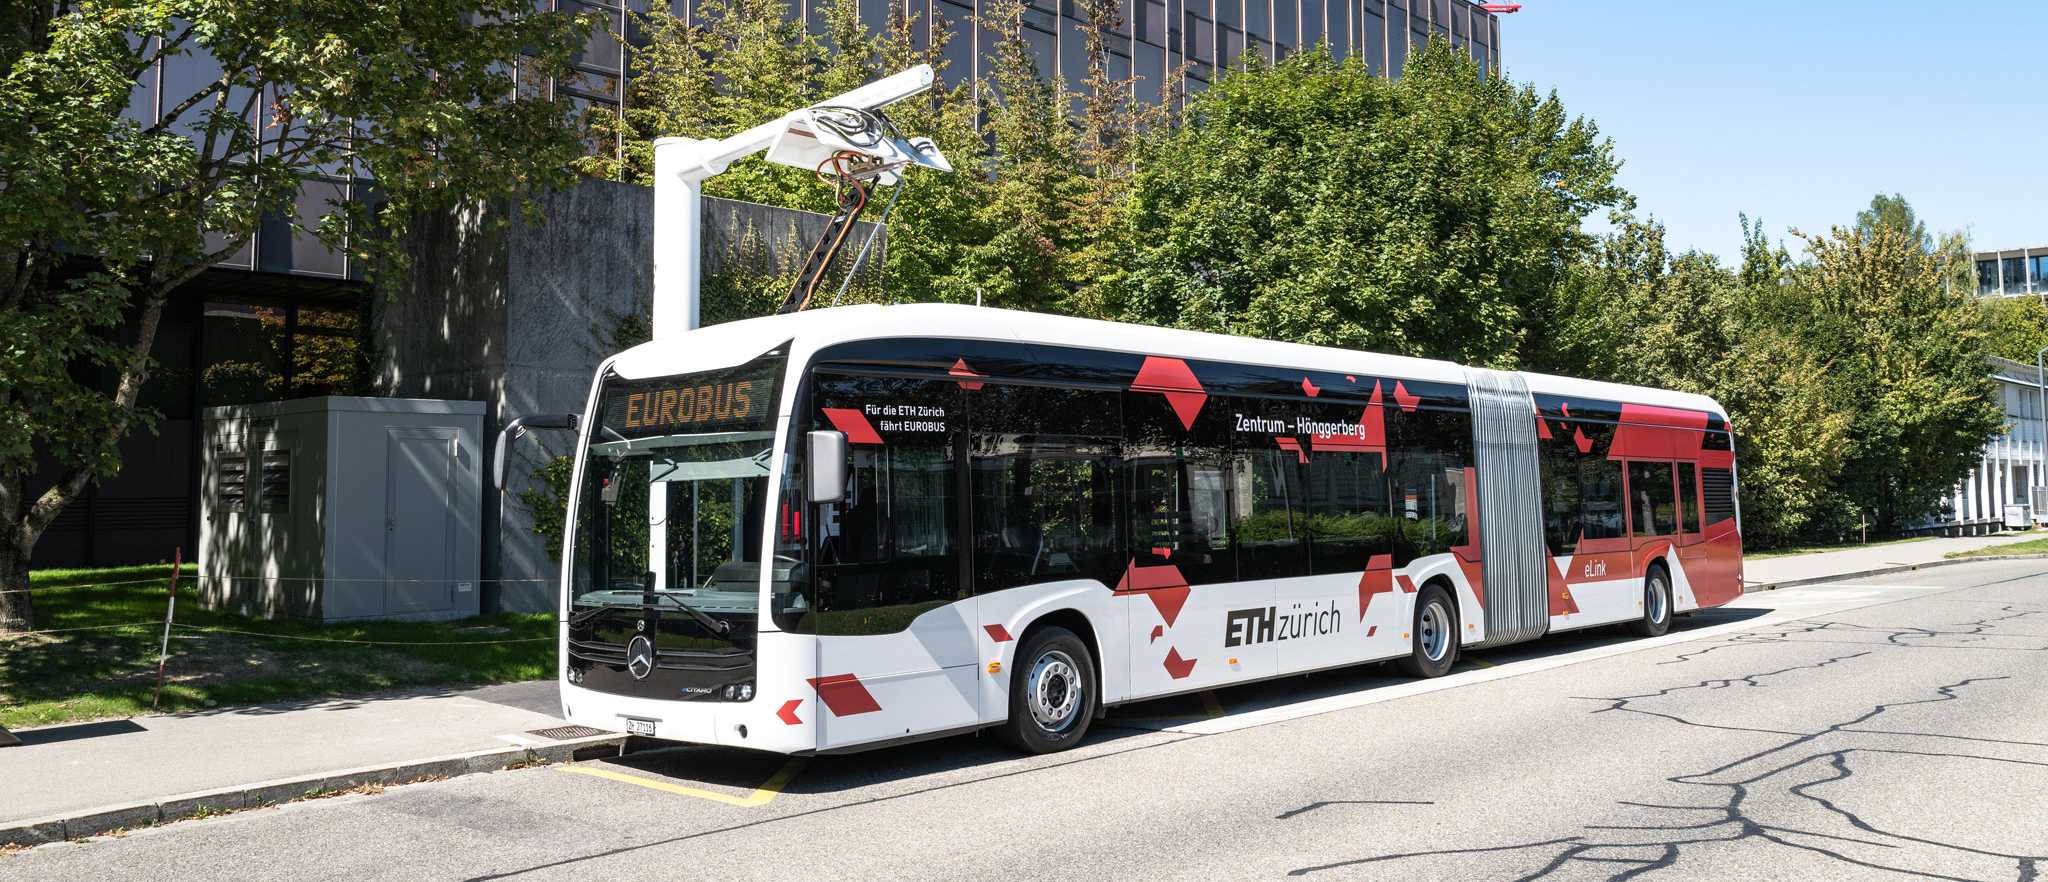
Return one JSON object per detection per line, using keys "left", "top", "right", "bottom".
{"left": 610, "top": 303, "right": 1730, "bottom": 424}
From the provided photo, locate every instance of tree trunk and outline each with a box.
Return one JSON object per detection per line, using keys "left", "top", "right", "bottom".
{"left": 0, "top": 537, "right": 31, "bottom": 635}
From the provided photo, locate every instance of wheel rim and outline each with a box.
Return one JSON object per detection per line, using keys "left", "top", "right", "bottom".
{"left": 1026, "top": 649, "right": 1084, "bottom": 734}
{"left": 1649, "top": 573, "right": 1669, "bottom": 624}
{"left": 1419, "top": 601, "right": 1451, "bottom": 663}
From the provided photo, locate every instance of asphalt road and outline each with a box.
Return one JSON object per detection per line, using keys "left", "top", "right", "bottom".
{"left": 8, "top": 559, "right": 2048, "bottom": 881}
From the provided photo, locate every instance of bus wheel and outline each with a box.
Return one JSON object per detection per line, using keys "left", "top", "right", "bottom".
{"left": 1632, "top": 566, "right": 1673, "bottom": 637}
{"left": 1395, "top": 584, "right": 1459, "bottom": 678}
{"left": 998, "top": 626, "right": 1096, "bottom": 754}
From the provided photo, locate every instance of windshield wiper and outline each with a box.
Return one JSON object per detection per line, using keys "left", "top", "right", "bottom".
{"left": 646, "top": 590, "right": 732, "bottom": 636}
{"left": 569, "top": 577, "right": 734, "bottom": 637}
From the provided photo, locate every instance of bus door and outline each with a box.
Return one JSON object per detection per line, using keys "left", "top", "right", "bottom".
{"left": 964, "top": 381, "right": 1127, "bottom": 718}
{"left": 1673, "top": 461, "right": 1707, "bottom": 607}
{"left": 1624, "top": 458, "right": 1679, "bottom": 572}
{"left": 808, "top": 371, "right": 980, "bottom": 748}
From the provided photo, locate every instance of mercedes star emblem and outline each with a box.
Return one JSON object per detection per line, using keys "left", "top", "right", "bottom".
{"left": 626, "top": 635, "right": 655, "bottom": 680}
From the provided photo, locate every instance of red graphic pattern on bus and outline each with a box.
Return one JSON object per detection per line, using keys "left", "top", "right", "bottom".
{"left": 820, "top": 407, "right": 884, "bottom": 445}
{"left": 807, "top": 674, "right": 882, "bottom": 716}
{"left": 1130, "top": 356, "right": 1208, "bottom": 430}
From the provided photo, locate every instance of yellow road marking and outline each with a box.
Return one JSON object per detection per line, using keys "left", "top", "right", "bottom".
{"left": 556, "top": 758, "right": 806, "bottom": 807}
{"left": 1464, "top": 656, "right": 1499, "bottom": 669}
{"left": 1200, "top": 691, "right": 1225, "bottom": 717}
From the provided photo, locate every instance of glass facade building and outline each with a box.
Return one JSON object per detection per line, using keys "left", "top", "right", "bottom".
{"left": 1975, "top": 246, "right": 2048, "bottom": 298}
{"left": 550, "top": 0, "right": 1501, "bottom": 159}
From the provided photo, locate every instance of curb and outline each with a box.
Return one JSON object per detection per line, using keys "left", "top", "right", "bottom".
{"left": 1743, "top": 552, "right": 2048, "bottom": 592}
{"left": 0, "top": 733, "right": 625, "bottom": 848}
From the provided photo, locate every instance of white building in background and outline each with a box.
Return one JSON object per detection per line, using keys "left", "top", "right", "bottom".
{"left": 1939, "top": 357, "right": 2046, "bottom": 533}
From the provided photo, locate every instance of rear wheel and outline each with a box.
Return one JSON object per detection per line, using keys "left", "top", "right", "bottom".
{"left": 1395, "top": 584, "right": 1459, "bottom": 678}
{"left": 997, "top": 626, "right": 1096, "bottom": 754}
{"left": 1632, "top": 566, "right": 1673, "bottom": 637}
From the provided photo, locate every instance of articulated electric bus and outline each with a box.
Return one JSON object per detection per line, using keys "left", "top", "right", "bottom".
{"left": 549, "top": 303, "right": 1743, "bottom": 755}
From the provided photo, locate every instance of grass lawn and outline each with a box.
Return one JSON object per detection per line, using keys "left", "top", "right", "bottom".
{"left": 1, "top": 564, "right": 554, "bottom": 729}
{"left": 1945, "top": 535, "right": 2048, "bottom": 559}
{"left": 1744, "top": 536, "right": 1934, "bottom": 560}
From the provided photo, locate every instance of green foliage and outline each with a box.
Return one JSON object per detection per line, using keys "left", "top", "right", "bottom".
{"left": 1105, "top": 41, "right": 1624, "bottom": 367}
{"left": 520, "top": 455, "right": 578, "bottom": 561}
{"left": 3, "top": 565, "right": 553, "bottom": 729}
{"left": 1784, "top": 221, "right": 2002, "bottom": 533}
{"left": 1980, "top": 296, "right": 2048, "bottom": 364}
{"left": 0, "top": 0, "right": 594, "bottom": 629}
{"left": 1541, "top": 195, "right": 2002, "bottom": 545}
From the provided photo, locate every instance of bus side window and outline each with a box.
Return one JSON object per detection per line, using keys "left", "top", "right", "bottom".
{"left": 1230, "top": 439, "right": 1311, "bottom": 580}
{"left": 1386, "top": 407, "right": 1472, "bottom": 565}
{"left": 1305, "top": 437, "right": 1392, "bottom": 576}
{"left": 968, "top": 383, "right": 1124, "bottom": 593}
{"left": 1539, "top": 429, "right": 1582, "bottom": 554}
{"left": 1123, "top": 390, "right": 1235, "bottom": 585}
{"left": 1677, "top": 461, "right": 1699, "bottom": 536}
{"left": 802, "top": 372, "right": 963, "bottom": 636}
{"left": 1626, "top": 461, "right": 1677, "bottom": 538}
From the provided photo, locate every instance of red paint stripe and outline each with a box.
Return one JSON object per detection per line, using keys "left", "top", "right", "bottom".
{"left": 983, "top": 624, "right": 1013, "bottom": 642}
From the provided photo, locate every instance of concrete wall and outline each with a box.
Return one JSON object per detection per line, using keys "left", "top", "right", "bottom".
{"left": 378, "top": 177, "right": 879, "bottom": 613}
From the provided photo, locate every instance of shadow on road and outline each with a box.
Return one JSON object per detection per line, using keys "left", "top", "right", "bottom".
{"left": 10, "top": 718, "right": 148, "bottom": 746}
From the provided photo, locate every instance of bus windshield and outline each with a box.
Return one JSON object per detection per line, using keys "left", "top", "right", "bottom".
{"left": 569, "top": 347, "right": 787, "bottom": 623}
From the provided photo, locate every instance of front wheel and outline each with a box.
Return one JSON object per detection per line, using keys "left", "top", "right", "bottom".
{"left": 997, "top": 626, "right": 1096, "bottom": 754}
{"left": 1632, "top": 566, "right": 1673, "bottom": 637}
{"left": 1395, "top": 584, "right": 1459, "bottom": 678}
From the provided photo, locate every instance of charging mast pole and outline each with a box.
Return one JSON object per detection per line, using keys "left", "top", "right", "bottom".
{"left": 641, "top": 66, "right": 949, "bottom": 592}
{"left": 648, "top": 64, "right": 944, "bottom": 341}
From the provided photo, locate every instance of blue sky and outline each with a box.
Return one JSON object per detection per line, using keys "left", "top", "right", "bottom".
{"left": 1501, "top": 1, "right": 2041, "bottom": 262}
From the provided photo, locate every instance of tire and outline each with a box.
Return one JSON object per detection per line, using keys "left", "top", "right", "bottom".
{"left": 1632, "top": 565, "right": 1673, "bottom": 637}
{"left": 1395, "top": 584, "right": 1459, "bottom": 678}
{"left": 997, "top": 626, "right": 1097, "bottom": 754}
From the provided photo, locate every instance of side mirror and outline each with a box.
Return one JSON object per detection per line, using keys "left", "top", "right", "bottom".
{"left": 806, "top": 430, "right": 849, "bottom": 503}
{"left": 493, "top": 414, "right": 580, "bottom": 491}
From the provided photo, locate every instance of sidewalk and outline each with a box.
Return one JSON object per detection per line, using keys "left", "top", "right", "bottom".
{"left": 6, "top": 533, "right": 2047, "bottom": 848}
{"left": 0, "top": 681, "right": 622, "bottom": 845}
{"left": 1742, "top": 531, "right": 2042, "bottom": 588}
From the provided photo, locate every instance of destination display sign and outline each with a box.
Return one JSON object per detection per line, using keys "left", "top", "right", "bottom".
{"left": 601, "top": 353, "right": 784, "bottom": 439}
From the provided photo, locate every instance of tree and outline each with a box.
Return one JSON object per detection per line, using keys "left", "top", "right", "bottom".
{"left": 0, "top": 2, "right": 592, "bottom": 631}
{"left": 1783, "top": 219, "right": 2003, "bottom": 532}
{"left": 1540, "top": 212, "right": 1852, "bottom": 546}
{"left": 1982, "top": 294, "right": 2048, "bottom": 364}
{"left": 1105, "top": 41, "right": 1624, "bottom": 367}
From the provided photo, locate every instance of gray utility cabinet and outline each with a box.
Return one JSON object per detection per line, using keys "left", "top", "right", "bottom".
{"left": 200, "top": 397, "right": 485, "bottom": 623}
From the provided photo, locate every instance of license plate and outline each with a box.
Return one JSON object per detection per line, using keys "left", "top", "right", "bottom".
{"left": 623, "top": 718, "right": 657, "bottom": 737}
